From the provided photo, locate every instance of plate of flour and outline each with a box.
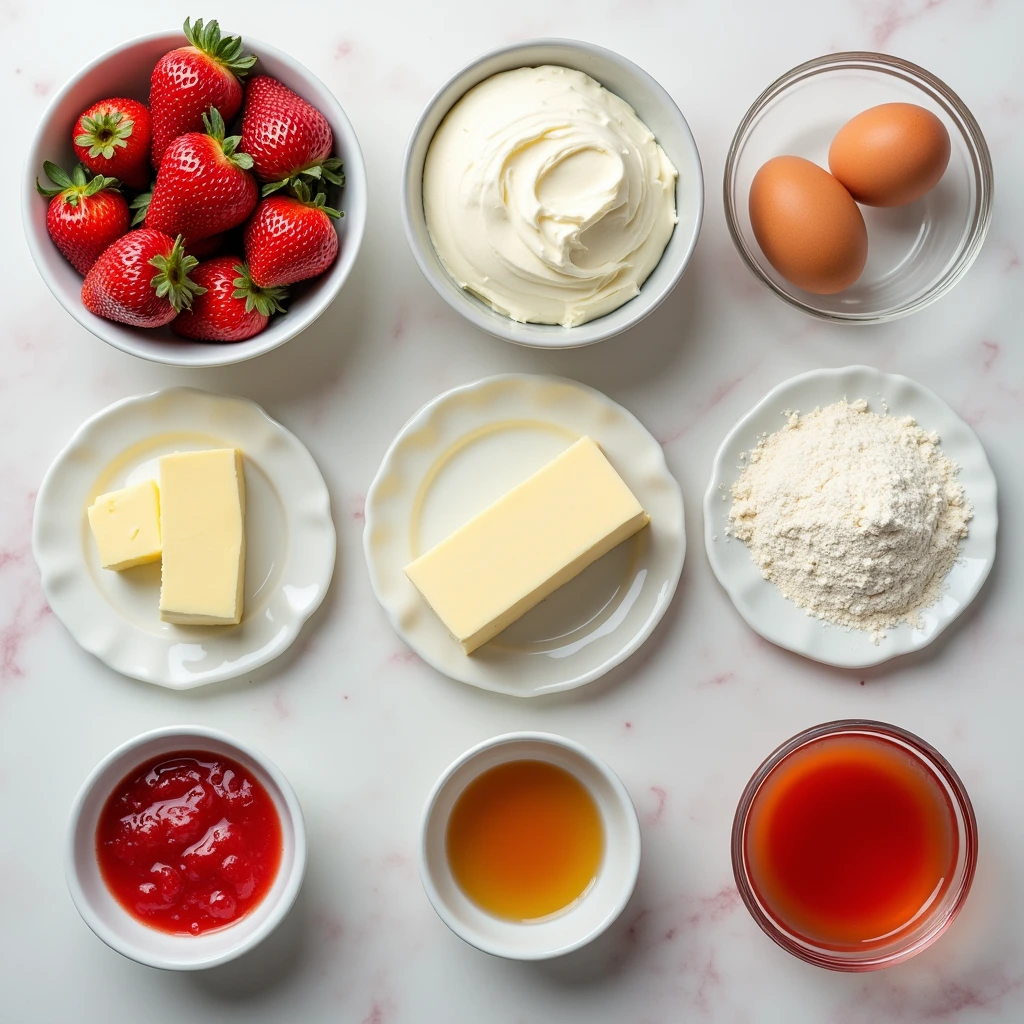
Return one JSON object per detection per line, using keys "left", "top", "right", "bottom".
{"left": 703, "top": 365, "right": 998, "bottom": 668}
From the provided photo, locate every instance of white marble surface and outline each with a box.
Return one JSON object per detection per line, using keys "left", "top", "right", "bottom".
{"left": 2, "top": 1, "right": 1022, "bottom": 1021}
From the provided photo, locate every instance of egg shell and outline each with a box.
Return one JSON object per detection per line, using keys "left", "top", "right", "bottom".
{"left": 748, "top": 156, "right": 868, "bottom": 295}
{"left": 829, "top": 103, "right": 951, "bottom": 207}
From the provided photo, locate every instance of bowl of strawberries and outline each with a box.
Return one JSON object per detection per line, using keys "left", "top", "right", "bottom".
{"left": 23, "top": 18, "right": 366, "bottom": 366}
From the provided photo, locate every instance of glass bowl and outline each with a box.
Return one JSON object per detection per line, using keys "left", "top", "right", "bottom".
{"left": 724, "top": 53, "right": 992, "bottom": 322}
{"left": 731, "top": 720, "right": 978, "bottom": 971}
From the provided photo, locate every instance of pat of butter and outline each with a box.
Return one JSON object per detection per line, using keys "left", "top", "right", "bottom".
{"left": 404, "top": 436, "right": 649, "bottom": 653}
{"left": 159, "top": 449, "right": 246, "bottom": 626}
{"left": 87, "top": 480, "right": 162, "bottom": 571}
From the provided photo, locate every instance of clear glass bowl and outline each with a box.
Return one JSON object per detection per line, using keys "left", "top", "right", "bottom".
{"left": 724, "top": 53, "right": 993, "bottom": 322}
{"left": 731, "top": 720, "right": 978, "bottom": 971}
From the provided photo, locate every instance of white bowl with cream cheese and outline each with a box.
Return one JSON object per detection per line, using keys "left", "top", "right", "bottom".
{"left": 402, "top": 40, "right": 704, "bottom": 348}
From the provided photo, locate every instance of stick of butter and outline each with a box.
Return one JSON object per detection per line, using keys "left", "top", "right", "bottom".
{"left": 87, "top": 480, "right": 162, "bottom": 571}
{"left": 404, "top": 436, "right": 649, "bottom": 653}
{"left": 159, "top": 449, "right": 246, "bottom": 626}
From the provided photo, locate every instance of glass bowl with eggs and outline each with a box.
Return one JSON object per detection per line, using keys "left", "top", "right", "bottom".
{"left": 724, "top": 52, "right": 992, "bottom": 323}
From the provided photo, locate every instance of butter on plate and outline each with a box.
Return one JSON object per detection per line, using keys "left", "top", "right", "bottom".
{"left": 87, "top": 480, "right": 162, "bottom": 571}
{"left": 159, "top": 449, "right": 246, "bottom": 626}
{"left": 404, "top": 436, "right": 649, "bottom": 653}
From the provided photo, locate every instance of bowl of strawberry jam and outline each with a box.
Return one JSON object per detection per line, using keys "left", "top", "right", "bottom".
{"left": 732, "top": 720, "right": 976, "bottom": 971}
{"left": 66, "top": 726, "right": 305, "bottom": 970}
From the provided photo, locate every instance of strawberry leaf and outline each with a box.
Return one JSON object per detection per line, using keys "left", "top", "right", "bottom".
{"left": 182, "top": 17, "right": 257, "bottom": 79}
{"left": 149, "top": 235, "right": 206, "bottom": 312}
{"left": 75, "top": 110, "right": 134, "bottom": 159}
{"left": 129, "top": 189, "right": 153, "bottom": 227}
{"left": 263, "top": 158, "right": 345, "bottom": 198}
{"left": 232, "top": 262, "right": 289, "bottom": 316}
{"left": 202, "top": 107, "right": 256, "bottom": 171}
{"left": 36, "top": 161, "right": 122, "bottom": 202}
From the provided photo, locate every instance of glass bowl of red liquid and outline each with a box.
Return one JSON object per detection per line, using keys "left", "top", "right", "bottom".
{"left": 65, "top": 726, "right": 306, "bottom": 970}
{"left": 732, "top": 720, "right": 977, "bottom": 971}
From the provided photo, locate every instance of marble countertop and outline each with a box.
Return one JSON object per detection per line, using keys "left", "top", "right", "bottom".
{"left": 2, "top": 1, "right": 1022, "bottom": 1021}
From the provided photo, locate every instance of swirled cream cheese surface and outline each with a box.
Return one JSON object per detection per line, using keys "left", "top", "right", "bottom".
{"left": 423, "top": 65, "right": 679, "bottom": 327}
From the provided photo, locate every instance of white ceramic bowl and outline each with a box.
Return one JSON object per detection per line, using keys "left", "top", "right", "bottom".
{"left": 23, "top": 31, "right": 367, "bottom": 367}
{"left": 401, "top": 40, "right": 704, "bottom": 349}
{"left": 65, "top": 726, "right": 306, "bottom": 970}
{"left": 420, "top": 733, "right": 641, "bottom": 959}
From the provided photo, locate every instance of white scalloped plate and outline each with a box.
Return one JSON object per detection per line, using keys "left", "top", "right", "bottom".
{"left": 704, "top": 366, "right": 998, "bottom": 668}
{"left": 363, "top": 375, "right": 685, "bottom": 696}
{"left": 33, "top": 388, "right": 336, "bottom": 688}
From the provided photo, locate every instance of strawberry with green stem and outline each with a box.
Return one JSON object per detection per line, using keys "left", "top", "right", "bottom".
{"left": 132, "top": 107, "right": 257, "bottom": 244}
{"left": 82, "top": 230, "right": 205, "bottom": 328}
{"left": 150, "top": 17, "right": 256, "bottom": 168}
{"left": 36, "top": 161, "right": 129, "bottom": 275}
{"left": 73, "top": 98, "right": 152, "bottom": 191}
{"left": 240, "top": 75, "right": 344, "bottom": 195}
{"left": 244, "top": 181, "right": 341, "bottom": 288}
{"left": 172, "top": 256, "right": 287, "bottom": 341}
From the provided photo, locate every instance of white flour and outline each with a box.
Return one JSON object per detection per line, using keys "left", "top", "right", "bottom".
{"left": 728, "top": 399, "right": 972, "bottom": 641}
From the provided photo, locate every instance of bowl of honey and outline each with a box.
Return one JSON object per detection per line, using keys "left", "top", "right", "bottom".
{"left": 419, "top": 732, "right": 641, "bottom": 959}
{"left": 732, "top": 720, "right": 977, "bottom": 971}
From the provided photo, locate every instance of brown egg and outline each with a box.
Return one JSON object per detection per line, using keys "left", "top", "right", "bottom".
{"left": 748, "top": 156, "right": 868, "bottom": 294}
{"left": 829, "top": 103, "right": 951, "bottom": 207}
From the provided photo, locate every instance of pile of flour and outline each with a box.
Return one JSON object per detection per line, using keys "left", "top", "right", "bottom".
{"left": 728, "top": 399, "right": 972, "bottom": 641}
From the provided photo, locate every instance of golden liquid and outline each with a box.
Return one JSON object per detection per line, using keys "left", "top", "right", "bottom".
{"left": 446, "top": 760, "right": 604, "bottom": 921}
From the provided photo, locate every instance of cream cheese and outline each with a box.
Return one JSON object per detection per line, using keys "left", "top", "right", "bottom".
{"left": 423, "top": 65, "right": 678, "bottom": 327}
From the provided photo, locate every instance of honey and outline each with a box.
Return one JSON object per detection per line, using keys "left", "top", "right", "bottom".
{"left": 744, "top": 733, "right": 958, "bottom": 948}
{"left": 446, "top": 760, "right": 604, "bottom": 921}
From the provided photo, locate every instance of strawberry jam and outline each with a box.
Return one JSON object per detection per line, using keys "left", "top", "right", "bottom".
{"left": 96, "top": 751, "right": 282, "bottom": 935}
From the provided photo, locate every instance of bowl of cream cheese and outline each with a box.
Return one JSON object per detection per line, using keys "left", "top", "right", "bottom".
{"left": 402, "top": 40, "right": 704, "bottom": 348}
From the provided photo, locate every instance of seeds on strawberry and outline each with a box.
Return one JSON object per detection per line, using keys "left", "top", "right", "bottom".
{"left": 132, "top": 106, "right": 257, "bottom": 244}
{"left": 244, "top": 182, "right": 341, "bottom": 288}
{"left": 150, "top": 17, "right": 256, "bottom": 168}
{"left": 82, "top": 231, "right": 205, "bottom": 328}
{"left": 73, "top": 98, "right": 153, "bottom": 191}
{"left": 36, "top": 162, "right": 129, "bottom": 275}
{"left": 240, "top": 76, "right": 343, "bottom": 195}
{"left": 171, "top": 256, "right": 287, "bottom": 341}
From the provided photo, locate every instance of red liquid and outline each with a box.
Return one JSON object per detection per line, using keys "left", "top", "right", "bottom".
{"left": 745, "top": 734, "right": 957, "bottom": 948}
{"left": 96, "top": 751, "right": 283, "bottom": 935}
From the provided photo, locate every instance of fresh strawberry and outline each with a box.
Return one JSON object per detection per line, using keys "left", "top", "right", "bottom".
{"left": 132, "top": 107, "right": 257, "bottom": 244}
{"left": 149, "top": 17, "right": 256, "bottom": 168}
{"left": 36, "top": 162, "right": 129, "bottom": 275}
{"left": 244, "top": 182, "right": 340, "bottom": 287}
{"left": 72, "top": 98, "right": 152, "bottom": 191}
{"left": 82, "top": 230, "right": 205, "bottom": 328}
{"left": 171, "top": 256, "right": 287, "bottom": 341}
{"left": 240, "top": 76, "right": 343, "bottom": 194}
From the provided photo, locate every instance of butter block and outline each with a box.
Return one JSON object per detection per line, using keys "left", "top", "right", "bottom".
{"left": 87, "top": 480, "right": 162, "bottom": 571}
{"left": 159, "top": 449, "right": 246, "bottom": 626}
{"left": 404, "top": 436, "right": 649, "bottom": 653}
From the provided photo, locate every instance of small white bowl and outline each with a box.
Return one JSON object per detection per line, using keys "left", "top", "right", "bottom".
{"left": 65, "top": 725, "right": 306, "bottom": 970}
{"left": 419, "top": 733, "right": 641, "bottom": 960}
{"left": 401, "top": 39, "right": 704, "bottom": 349}
{"left": 23, "top": 31, "right": 367, "bottom": 367}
